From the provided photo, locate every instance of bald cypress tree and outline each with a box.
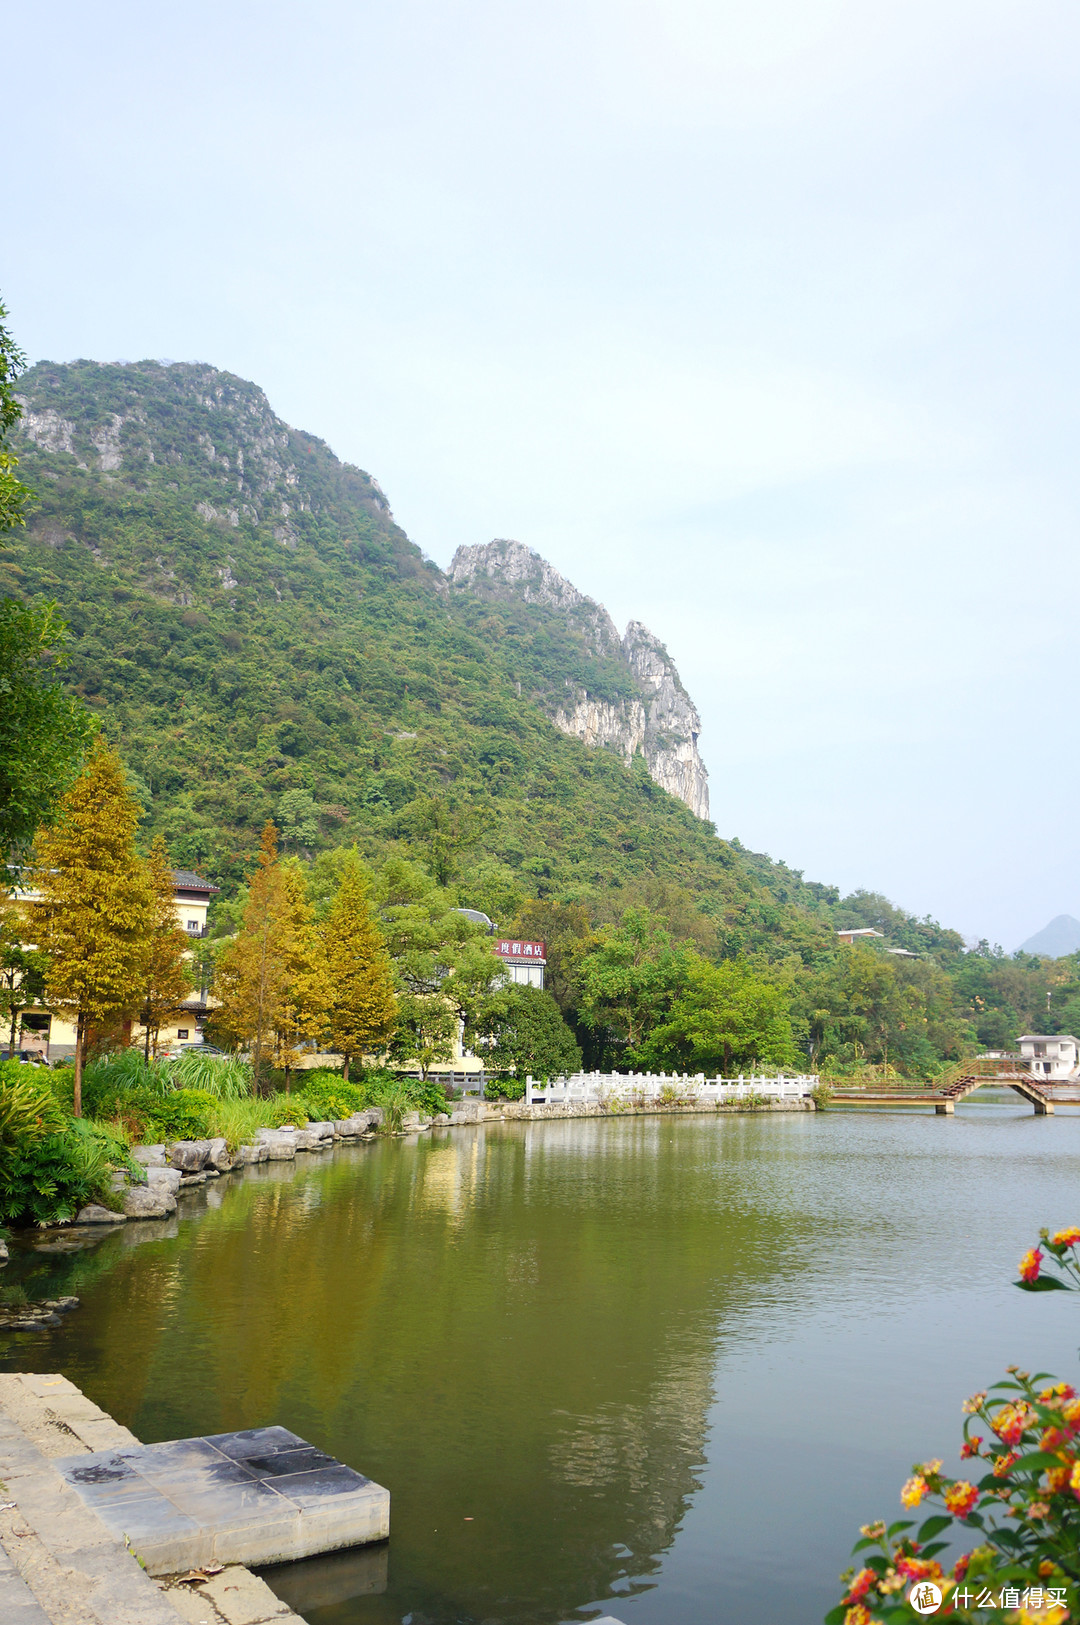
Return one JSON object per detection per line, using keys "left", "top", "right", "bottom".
{"left": 307, "top": 851, "right": 397, "bottom": 1080}
{"left": 32, "top": 741, "right": 153, "bottom": 1115}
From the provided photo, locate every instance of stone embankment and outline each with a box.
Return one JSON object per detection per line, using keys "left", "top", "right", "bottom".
{"left": 57, "top": 1094, "right": 813, "bottom": 1231}
{"left": 0, "top": 1373, "right": 311, "bottom": 1625}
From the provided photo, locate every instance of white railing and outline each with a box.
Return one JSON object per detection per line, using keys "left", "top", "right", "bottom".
{"left": 523, "top": 1070, "right": 818, "bottom": 1106}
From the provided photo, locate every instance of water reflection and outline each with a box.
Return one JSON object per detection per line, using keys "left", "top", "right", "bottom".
{"left": 3, "top": 1104, "right": 1080, "bottom": 1624}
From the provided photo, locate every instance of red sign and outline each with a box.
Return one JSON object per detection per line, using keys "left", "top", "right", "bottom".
{"left": 494, "top": 939, "right": 546, "bottom": 961}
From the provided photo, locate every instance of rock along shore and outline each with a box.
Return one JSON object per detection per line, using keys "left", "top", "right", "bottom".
{"left": 59, "top": 1094, "right": 814, "bottom": 1229}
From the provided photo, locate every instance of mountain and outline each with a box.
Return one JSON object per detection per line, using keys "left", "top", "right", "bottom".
{"left": 1018, "top": 915, "right": 1080, "bottom": 958}
{"left": 449, "top": 538, "right": 710, "bottom": 819}
{"left": 5, "top": 358, "right": 830, "bottom": 952}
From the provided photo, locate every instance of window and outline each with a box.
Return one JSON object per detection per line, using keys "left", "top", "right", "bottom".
{"left": 186, "top": 920, "right": 200, "bottom": 933}
{"left": 177, "top": 1029, "right": 189, "bottom": 1040}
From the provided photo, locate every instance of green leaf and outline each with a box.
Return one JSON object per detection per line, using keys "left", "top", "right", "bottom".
{"left": 823, "top": 1607, "right": 848, "bottom": 1625}
{"left": 1016, "top": 1276, "right": 1072, "bottom": 1292}
{"left": 1015, "top": 1450, "right": 1067, "bottom": 1470}
{"left": 886, "top": 1519, "right": 914, "bottom": 1536}
{"left": 917, "top": 1514, "right": 952, "bottom": 1541}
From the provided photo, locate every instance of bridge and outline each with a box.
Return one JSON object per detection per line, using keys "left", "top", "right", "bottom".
{"left": 830, "top": 1056, "right": 1054, "bottom": 1115}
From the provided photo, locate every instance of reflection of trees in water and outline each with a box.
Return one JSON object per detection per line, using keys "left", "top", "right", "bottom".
{"left": 4, "top": 1117, "right": 798, "bottom": 1625}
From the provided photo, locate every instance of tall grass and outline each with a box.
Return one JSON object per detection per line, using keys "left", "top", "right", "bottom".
{"left": 171, "top": 1050, "right": 252, "bottom": 1100}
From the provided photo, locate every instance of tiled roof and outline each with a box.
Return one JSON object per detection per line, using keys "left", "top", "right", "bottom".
{"left": 172, "top": 869, "right": 218, "bottom": 892}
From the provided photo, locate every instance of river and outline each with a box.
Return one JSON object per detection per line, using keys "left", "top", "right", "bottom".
{"left": 3, "top": 1097, "right": 1080, "bottom": 1625}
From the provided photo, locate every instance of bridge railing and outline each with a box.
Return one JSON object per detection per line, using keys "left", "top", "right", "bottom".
{"left": 524, "top": 1071, "right": 818, "bottom": 1106}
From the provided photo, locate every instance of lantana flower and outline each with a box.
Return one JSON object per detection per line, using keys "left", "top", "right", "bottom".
{"left": 1019, "top": 1248, "right": 1042, "bottom": 1282}
{"left": 900, "top": 1474, "right": 927, "bottom": 1508}
{"left": 944, "top": 1481, "right": 979, "bottom": 1518}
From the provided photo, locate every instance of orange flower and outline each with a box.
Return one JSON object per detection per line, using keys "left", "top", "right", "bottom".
{"left": 1046, "top": 1465, "right": 1070, "bottom": 1493}
{"left": 844, "top": 1606, "right": 874, "bottom": 1625}
{"left": 900, "top": 1475, "right": 928, "bottom": 1508}
{"left": 944, "top": 1482, "right": 979, "bottom": 1518}
{"left": 993, "top": 1451, "right": 1019, "bottom": 1478}
{"left": 1063, "top": 1397, "right": 1080, "bottom": 1428}
{"left": 896, "top": 1556, "right": 944, "bottom": 1581}
{"left": 992, "top": 1403, "right": 1032, "bottom": 1446}
{"left": 953, "top": 1553, "right": 971, "bottom": 1581}
{"left": 1051, "top": 1227, "right": 1080, "bottom": 1247}
{"left": 962, "top": 1391, "right": 987, "bottom": 1415}
{"left": 1020, "top": 1248, "right": 1042, "bottom": 1282}
{"left": 960, "top": 1437, "right": 983, "bottom": 1458}
{"left": 1070, "top": 1460, "right": 1080, "bottom": 1500}
{"left": 845, "top": 1569, "right": 875, "bottom": 1603}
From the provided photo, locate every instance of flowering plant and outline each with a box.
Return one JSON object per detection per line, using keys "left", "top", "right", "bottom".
{"left": 827, "top": 1230, "right": 1080, "bottom": 1624}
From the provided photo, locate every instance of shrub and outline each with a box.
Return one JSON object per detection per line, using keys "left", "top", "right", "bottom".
{"left": 294, "top": 1070, "right": 366, "bottom": 1123}
{"left": 828, "top": 1226, "right": 1080, "bottom": 1622}
{"left": 142, "top": 1088, "right": 217, "bottom": 1142}
{"left": 0, "top": 1112, "right": 134, "bottom": 1227}
{"left": 484, "top": 1074, "right": 525, "bottom": 1102}
{"left": 204, "top": 1097, "right": 281, "bottom": 1152}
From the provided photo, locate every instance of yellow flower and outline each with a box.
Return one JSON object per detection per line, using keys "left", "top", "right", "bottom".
{"left": 859, "top": 1521, "right": 885, "bottom": 1540}
{"left": 963, "top": 1391, "right": 987, "bottom": 1415}
{"left": 901, "top": 1475, "right": 928, "bottom": 1508}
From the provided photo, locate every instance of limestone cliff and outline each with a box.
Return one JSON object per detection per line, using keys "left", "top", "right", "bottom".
{"left": 449, "top": 539, "right": 710, "bottom": 821}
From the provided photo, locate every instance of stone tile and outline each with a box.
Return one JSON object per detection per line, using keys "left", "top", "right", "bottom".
{"left": 269, "top": 1465, "right": 375, "bottom": 1505}
{"left": 166, "top": 1475, "right": 291, "bottom": 1525}
{"left": 236, "top": 1446, "right": 338, "bottom": 1479}
{"left": 197, "top": 1565, "right": 293, "bottom": 1623}
{"left": 161, "top": 1583, "right": 219, "bottom": 1625}
{"left": 206, "top": 1428, "right": 304, "bottom": 1463}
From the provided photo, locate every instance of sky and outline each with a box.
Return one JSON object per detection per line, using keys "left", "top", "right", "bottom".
{"left": 7, "top": 0, "right": 1080, "bottom": 950}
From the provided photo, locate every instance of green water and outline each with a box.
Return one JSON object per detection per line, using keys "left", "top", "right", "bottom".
{"left": 4, "top": 1101, "right": 1080, "bottom": 1624}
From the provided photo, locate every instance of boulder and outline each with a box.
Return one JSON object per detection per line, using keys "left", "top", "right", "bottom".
{"left": 131, "top": 1145, "right": 166, "bottom": 1168}
{"left": 256, "top": 1129, "right": 296, "bottom": 1160}
{"left": 450, "top": 1100, "right": 487, "bottom": 1123}
{"left": 333, "top": 1118, "right": 357, "bottom": 1138}
{"left": 205, "top": 1136, "right": 232, "bottom": 1172}
{"left": 75, "top": 1204, "right": 126, "bottom": 1225}
{"left": 307, "top": 1120, "right": 335, "bottom": 1141}
{"left": 433, "top": 1113, "right": 450, "bottom": 1126}
{"left": 123, "top": 1184, "right": 176, "bottom": 1220}
{"left": 293, "top": 1129, "right": 320, "bottom": 1151}
{"left": 0, "top": 1239, "right": 8, "bottom": 1264}
{"left": 179, "top": 1171, "right": 207, "bottom": 1187}
{"left": 365, "top": 1107, "right": 384, "bottom": 1130}
{"left": 146, "top": 1166, "right": 182, "bottom": 1195}
{"left": 169, "top": 1139, "right": 212, "bottom": 1172}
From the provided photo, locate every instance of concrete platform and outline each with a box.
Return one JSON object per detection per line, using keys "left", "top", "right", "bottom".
{"left": 56, "top": 1426, "right": 390, "bottom": 1574}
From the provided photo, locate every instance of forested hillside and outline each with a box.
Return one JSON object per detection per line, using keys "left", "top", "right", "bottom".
{"left": 6, "top": 360, "right": 825, "bottom": 935}
{"left": 5, "top": 358, "right": 1075, "bottom": 1076}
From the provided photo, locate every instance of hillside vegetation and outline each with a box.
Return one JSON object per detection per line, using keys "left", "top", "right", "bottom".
{"left": 5, "top": 358, "right": 1075, "bottom": 1076}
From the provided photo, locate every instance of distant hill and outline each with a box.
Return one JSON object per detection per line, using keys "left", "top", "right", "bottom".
{"left": 4, "top": 357, "right": 831, "bottom": 953}
{"left": 1018, "top": 915, "right": 1080, "bottom": 958}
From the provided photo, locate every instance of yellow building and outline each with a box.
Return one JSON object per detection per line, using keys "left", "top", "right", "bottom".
{"left": 8, "top": 870, "right": 218, "bottom": 1062}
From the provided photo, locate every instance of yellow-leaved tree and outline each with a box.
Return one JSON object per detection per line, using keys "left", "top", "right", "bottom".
{"left": 306, "top": 851, "right": 397, "bottom": 1080}
{"left": 211, "top": 823, "right": 309, "bottom": 1088}
{"left": 32, "top": 741, "right": 153, "bottom": 1116}
{"left": 139, "top": 834, "right": 194, "bottom": 1060}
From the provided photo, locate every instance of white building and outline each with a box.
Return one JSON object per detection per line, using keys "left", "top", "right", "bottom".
{"left": 1018, "top": 1034, "right": 1080, "bottom": 1081}
{"left": 492, "top": 937, "right": 546, "bottom": 990}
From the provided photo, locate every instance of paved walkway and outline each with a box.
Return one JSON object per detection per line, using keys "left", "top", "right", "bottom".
{"left": 0, "top": 1374, "right": 308, "bottom": 1625}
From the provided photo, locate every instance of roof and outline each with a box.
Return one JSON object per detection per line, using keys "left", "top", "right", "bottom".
{"left": 1019, "top": 1034, "right": 1080, "bottom": 1044}
{"left": 837, "top": 927, "right": 884, "bottom": 938}
{"left": 172, "top": 869, "right": 219, "bottom": 893}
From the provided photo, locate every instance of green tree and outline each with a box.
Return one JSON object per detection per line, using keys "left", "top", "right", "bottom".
{"left": 277, "top": 788, "right": 320, "bottom": 852}
{"left": 303, "top": 851, "right": 397, "bottom": 1080}
{"left": 138, "top": 835, "right": 195, "bottom": 1060}
{"left": 578, "top": 909, "right": 692, "bottom": 1060}
{"left": 31, "top": 741, "right": 154, "bottom": 1115}
{"left": 0, "top": 296, "right": 31, "bottom": 538}
{"left": 0, "top": 896, "right": 47, "bottom": 1059}
{"left": 468, "top": 984, "right": 582, "bottom": 1095}
{"left": 635, "top": 954, "right": 800, "bottom": 1075}
{"left": 0, "top": 600, "right": 95, "bottom": 874}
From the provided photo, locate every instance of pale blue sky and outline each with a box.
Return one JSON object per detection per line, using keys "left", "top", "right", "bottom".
{"left": 8, "top": 0, "right": 1080, "bottom": 948}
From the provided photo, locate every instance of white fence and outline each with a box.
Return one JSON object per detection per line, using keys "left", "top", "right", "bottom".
{"left": 523, "top": 1070, "right": 818, "bottom": 1107}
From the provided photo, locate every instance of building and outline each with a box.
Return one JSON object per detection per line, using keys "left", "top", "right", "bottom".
{"left": 836, "top": 928, "right": 884, "bottom": 946}
{"left": 1018, "top": 1034, "right": 1080, "bottom": 1081}
{"left": 492, "top": 937, "right": 546, "bottom": 990}
{"left": 7, "top": 869, "right": 218, "bottom": 1062}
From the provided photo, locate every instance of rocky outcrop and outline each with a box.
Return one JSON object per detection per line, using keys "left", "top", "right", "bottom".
{"left": 449, "top": 539, "right": 710, "bottom": 820}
